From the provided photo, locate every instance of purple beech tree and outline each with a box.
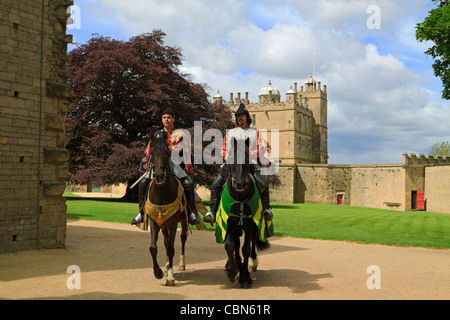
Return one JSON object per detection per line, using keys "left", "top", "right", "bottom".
{"left": 66, "top": 30, "right": 235, "bottom": 200}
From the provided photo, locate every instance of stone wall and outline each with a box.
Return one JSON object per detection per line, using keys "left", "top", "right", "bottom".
{"left": 425, "top": 166, "right": 450, "bottom": 214}
{"left": 294, "top": 164, "right": 350, "bottom": 205}
{"left": 270, "top": 165, "right": 296, "bottom": 203}
{"left": 349, "top": 165, "right": 405, "bottom": 210}
{"left": 269, "top": 156, "right": 449, "bottom": 214}
{"left": 0, "top": 0, "right": 72, "bottom": 252}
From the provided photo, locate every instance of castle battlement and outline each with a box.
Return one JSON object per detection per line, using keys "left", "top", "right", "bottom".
{"left": 229, "top": 101, "right": 313, "bottom": 116}
{"left": 402, "top": 153, "right": 450, "bottom": 166}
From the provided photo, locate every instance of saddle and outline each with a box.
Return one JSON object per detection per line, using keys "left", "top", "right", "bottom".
{"left": 215, "top": 180, "right": 274, "bottom": 244}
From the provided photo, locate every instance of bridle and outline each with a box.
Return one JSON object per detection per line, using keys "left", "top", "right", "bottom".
{"left": 152, "top": 154, "right": 169, "bottom": 185}
{"left": 230, "top": 172, "right": 250, "bottom": 192}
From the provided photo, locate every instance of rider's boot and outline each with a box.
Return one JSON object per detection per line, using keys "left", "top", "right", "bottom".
{"left": 260, "top": 188, "right": 273, "bottom": 222}
{"left": 252, "top": 166, "right": 273, "bottom": 222}
{"left": 203, "top": 193, "right": 219, "bottom": 226}
{"left": 203, "top": 173, "right": 225, "bottom": 225}
{"left": 180, "top": 176, "right": 199, "bottom": 225}
{"left": 131, "top": 176, "right": 149, "bottom": 225}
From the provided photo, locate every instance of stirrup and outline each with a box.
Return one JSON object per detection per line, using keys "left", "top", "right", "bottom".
{"left": 263, "top": 209, "right": 273, "bottom": 222}
{"left": 203, "top": 211, "right": 215, "bottom": 226}
{"left": 189, "top": 212, "right": 199, "bottom": 225}
{"left": 131, "top": 212, "right": 143, "bottom": 225}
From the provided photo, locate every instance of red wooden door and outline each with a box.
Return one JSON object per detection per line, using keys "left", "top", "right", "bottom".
{"left": 337, "top": 194, "right": 343, "bottom": 205}
{"left": 416, "top": 191, "right": 425, "bottom": 210}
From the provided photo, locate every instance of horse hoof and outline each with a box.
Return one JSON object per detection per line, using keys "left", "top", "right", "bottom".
{"left": 240, "top": 277, "right": 253, "bottom": 288}
{"left": 179, "top": 265, "right": 186, "bottom": 271}
{"left": 166, "top": 279, "right": 176, "bottom": 286}
{"left": 225, "top": 270, "right": 238, "bottom": 283}
{"left": 241, "top": 282, "right": 252, "bottom": 289}
{"left": 154, "top": 268, "right": 164, "bottom": 280}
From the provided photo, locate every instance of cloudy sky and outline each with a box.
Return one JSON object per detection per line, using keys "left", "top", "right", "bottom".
{"left": 67, "top": 0, "right": 449, "bottom": 164}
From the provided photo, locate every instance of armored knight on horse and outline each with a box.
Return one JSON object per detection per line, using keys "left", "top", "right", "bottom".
{"left": 131, "top": 107, "right": 200, "bottom": 226}
{"left": 203, "top": 103, "right": 274, "bottom": 225}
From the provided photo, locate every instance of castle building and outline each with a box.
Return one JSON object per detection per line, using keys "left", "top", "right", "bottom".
{"left": 213, "top": 75, "right": 328, "bottom": 165}
{"left": 212, "top": 78, "right": 450, "bottom": 212}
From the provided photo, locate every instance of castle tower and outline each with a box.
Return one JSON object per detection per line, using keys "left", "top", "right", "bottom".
{"left": 301, "top": 74, "right": 328, "bottom": 163}
{"left": 258, "top": 80, "right": 281, "bottom": 104}
{"left": 225, "top": 76, "right": 327, "bottom": 165}
{"left": 220, "top": 76, "right": 328, "bottom": 203}
{"left": 213, "top": 90, "right": 223, "bottom": 105}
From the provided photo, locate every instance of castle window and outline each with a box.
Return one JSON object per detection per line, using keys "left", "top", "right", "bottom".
{"left": 252, "top": 114, "right": 256, "bottom": 126}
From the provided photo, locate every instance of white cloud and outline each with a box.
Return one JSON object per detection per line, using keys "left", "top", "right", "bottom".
{"left": 76, "top": 0, "right": 449, "bottom": 164}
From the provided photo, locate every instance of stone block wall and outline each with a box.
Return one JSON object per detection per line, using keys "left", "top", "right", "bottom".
{"left": 270, "top": 165, "right": 296, "bottom": 203}
{"left": 425, "top": 166, "right": 450, "bottom": 214}
{"left": 281, "top": 158, "right": 448, "bottom": 214}
{"left": 349, "top": 165, "right": 405, "bottom": 210}
{"left": 294, "top": 164, "right": 350, "bottom": 205}
{"left": 0, "top": 0, "right": 72, "bottom": 252}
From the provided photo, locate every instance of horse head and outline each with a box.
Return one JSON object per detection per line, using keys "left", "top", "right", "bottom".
{"left": 150, "top": 132, "right": 171, "bottom": 185}
{"left": 229, "top": 137, "right": 251, "bottom": 192}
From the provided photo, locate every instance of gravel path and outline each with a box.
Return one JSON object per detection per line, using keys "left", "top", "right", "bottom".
{"left": 0, "top": 219, "right": 448, "bottom": 300}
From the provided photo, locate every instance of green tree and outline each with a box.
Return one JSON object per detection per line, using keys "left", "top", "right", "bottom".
{"left": 416, "top": 0, "right": 450, "bottom": 100}
{"left": 428, "top": 141, "right": 450, "bottom": 155}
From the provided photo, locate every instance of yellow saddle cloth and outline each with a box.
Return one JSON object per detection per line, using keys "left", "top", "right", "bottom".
{"left": 143, "top": 178, "right": 185, "bottom": 227}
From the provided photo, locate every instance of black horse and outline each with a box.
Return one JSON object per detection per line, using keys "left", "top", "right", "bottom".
{"left": 223, "top": 138, "right": 270, "bottom": 288}
{"left": 146, "top": 133, "right": 189, "bottom": 286}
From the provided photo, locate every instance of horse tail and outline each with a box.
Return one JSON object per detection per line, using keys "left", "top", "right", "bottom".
{"left": 255, "top": 236, "right": 270, "bottom": 252}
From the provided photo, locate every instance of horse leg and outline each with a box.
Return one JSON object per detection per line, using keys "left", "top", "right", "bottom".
{"left": 149, "top": 221, "right": 164, "bottom": 279}
{"left": 239, "top": 223, "right": 253, "bottom": 288}
{"left": 224, "top": 229, "right": 239, "bottom": 283}
{"left": 179, "top": 217, "right": 187, "bottom": 271}
{"left": 234, "top": 232, "right": 242, "bottom": 274}
{"left": 161, "top": 227, "right": 170, "bottom": 276}
{"left": 164, "top": 221, "right": 178, "bottom": 286}
{"left": 248, "top": 239, "right": 258, "bottom": 272}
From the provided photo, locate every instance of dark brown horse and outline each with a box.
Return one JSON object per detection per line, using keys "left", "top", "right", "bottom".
{"left": 145, "top": 133, "right": 189, "bottom": 286}
{"left": 224, "top": 138, "right": 270, "bottom": 288}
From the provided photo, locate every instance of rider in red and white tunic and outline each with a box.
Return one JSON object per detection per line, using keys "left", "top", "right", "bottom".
{"left": 131, "top": 107, "right": 199, "bottom": 226}
{"left": 203, "top": 103, "right": 274, "bottom": 225}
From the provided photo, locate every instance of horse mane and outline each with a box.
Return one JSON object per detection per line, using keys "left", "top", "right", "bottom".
{"left": 231, "top": 137, "right": 250, "bottom": 165}
{"left": 150, "top": 133, "right": 171, "bottom": 159}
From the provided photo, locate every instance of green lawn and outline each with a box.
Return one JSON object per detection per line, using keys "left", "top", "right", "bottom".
{"left": 272, "top": 203, "right": 450, "bottom": 248}
{"left": 65, "top": 198, "right": 138, "bottom": 223}
{"left": 65, "top": 197, "right": 450, "bottom": 249}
